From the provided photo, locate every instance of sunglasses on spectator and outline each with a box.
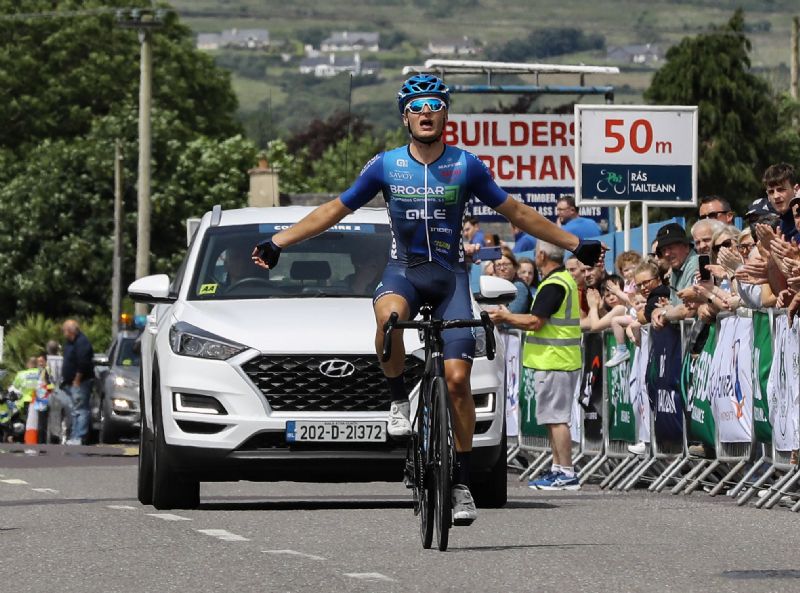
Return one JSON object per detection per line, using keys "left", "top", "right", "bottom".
{"left": 699, "top": 210, "right": 731, "bottom": 220}
{"left": 712, "top": 239, "right": 734, "bottom": 252}
{"left": 737, "top": 242, "right": 755, "bottom": 254}
{"left": 404, "top": 98, "right": 447, "bottom": 114}
{"left": 635, "top": 277, "right": 657, "bottom": 289}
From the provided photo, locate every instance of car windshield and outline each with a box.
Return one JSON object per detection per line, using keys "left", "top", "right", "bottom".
{"left": 189, "top": 223, "right": 392, "bottom": 300}
{"left": 116, "top": 337, "right": 141, "bottom": 367}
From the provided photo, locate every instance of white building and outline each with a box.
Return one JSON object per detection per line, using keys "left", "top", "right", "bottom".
{"left": 320, "top": 31, "right": 379, "bottom": 53}
{"left": 427, "top": 37, "right": 478, "bottom": 56}
{"left": 196, "top": 28, "right": 270, "bottom": 51}
{"left": 299, "top": 53, "right": 380, "bottom": 78}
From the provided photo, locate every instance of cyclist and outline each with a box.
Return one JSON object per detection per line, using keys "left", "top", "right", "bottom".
{"left": 253, "top": 74, "right": 603, "bottom": 525}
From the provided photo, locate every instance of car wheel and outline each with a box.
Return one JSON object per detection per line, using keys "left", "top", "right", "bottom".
{"left": 99, "top": 397, "right": 119, "bottom": 445}
{"left": 137, "top": 371, "right": 155, "bottom": 506}
{"left": 151, "top": 367, "right": 199, "bottom": 510}
{"left": 471, "top": 422, "right": 508, "bottom": 509}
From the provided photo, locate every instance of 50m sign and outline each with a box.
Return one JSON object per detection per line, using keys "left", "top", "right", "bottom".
{"left": 575, "top": 106, "right": 698, "bottom": 206}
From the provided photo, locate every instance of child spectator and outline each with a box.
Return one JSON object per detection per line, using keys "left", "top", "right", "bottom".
{"left": 615, "top": 251, "right": 643, "bottom": 296}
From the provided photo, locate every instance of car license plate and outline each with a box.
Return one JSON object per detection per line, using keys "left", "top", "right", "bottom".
{"left": 285, "top": 420, "right": 387, "bottom": 443}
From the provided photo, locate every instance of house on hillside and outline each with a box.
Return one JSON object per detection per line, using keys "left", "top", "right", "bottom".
{"left": 606, "top": 43, "right": 662, "bottom": 65}
{"left": 427, "top": 37, "right": 478, "bottom": 56}
{"left": 320, "top": 31, "right": 379, "bottom": 52}
{"left": 196, "top": 28, "right": 270, "bottom": 51}
{"left": 299, "top": 53, "right": 380, "bottom": 78}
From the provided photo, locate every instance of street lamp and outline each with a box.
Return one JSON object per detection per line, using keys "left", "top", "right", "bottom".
{"left": 115, "top": 8, "right": 167, "bottom": 315}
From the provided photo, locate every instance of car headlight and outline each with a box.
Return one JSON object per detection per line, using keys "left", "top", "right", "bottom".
{"left": 111, "top": 398, "right": 134, "bottom": 411}
{"left": 114, "top": 376, "right": 136, "bottom": 389}
{"left": 169, "top": 322, "right": 246, "bottom": 360}
{"left": 473, "top": 326, "right": 487, "bottom": 358}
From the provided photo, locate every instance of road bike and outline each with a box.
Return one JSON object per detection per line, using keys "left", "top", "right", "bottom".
{"left": 382, "top": 305, "right": 496, "bottom": 551}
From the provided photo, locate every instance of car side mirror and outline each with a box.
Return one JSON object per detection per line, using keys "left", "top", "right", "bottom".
{"left": 128, "top": 274, "right": 176, "bottom": 304}
{"left": 93, "top": 353, "right": 109, "bottom": 366}
{"left": 476, "top": 276, "right": 518, "bottom": 306}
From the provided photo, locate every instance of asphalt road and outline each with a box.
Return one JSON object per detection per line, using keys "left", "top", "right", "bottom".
{"left": 2, "top": 444, "right": 800, "bottom": 593}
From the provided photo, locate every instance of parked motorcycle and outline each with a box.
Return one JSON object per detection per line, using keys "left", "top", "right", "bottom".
{"left": 0, "top": 385, "right": 26, "bottom": 443}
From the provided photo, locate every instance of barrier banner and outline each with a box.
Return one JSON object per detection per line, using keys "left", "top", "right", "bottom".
{"left": 629, "top": 327, "right": 652, "bottom": 444}
{"left": 767, "top": 316, "right": 800, "bottom": 451}
{"left": 520, "top": 368, "right": 548, "bottom": 438}
{"left": 685, "top": 323, "right": 716, "bottom": 447}
{"left": 502, "top": 332, "right": 522, "bottom": 437}
{"left": 580, "top": 332, "right": 604, "bottom": 442}
{"left": 604, "top": 333, "right": 636, "bottom": 442}
{"left": 752, "top": 311, "right": 772, "bottom": 443}
{"left": 710, "top": 316, "right": 753, "bottom": 443}
{"left": 647, "top": 323, "right": 684, "bottom": 443}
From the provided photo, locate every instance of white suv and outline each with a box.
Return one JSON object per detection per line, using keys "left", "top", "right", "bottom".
{"left": 130, "top": 205, "right": 510, "bottom": 510}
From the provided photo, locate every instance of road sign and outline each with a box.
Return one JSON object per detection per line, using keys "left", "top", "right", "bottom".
{"left": 575, "top": 105, "right": 697, "bottom": 207}
{"left": 444, "top": 113, "right": 609, "bottom": 229}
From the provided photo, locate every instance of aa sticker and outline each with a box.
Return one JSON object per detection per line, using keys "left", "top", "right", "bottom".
{"left": 199, "top": 283, "right": 218, "bottom": 295}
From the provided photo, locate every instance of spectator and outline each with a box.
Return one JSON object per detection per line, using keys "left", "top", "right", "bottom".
{"left": 61, "top": 319, "right": 95, "bottom": 446}
{"left": 517, "top": 257, "right": 538, "bottom": 297}
{"left": 565, "top": 256, "right": 589, "bottom": 316}
{"left": 651, "top": 223, "right": 698, "bottom": 329}
{"left": 482, "top": 260, "right": 495, "bottom": 277}
{"left": 650, "top": 239, "right": 671, "bottom": 282}
{"left": 584, "top": 275, "right": 629, "bottom": 332}
{"left": 584, "top": 262, "right": 606, "bottom": 291}
{"left": 615, "top": 250, "right": 642, "bottom": 295}
{"left": 493, "top": 247, "right": 533, "bottom": 315}
{"left": 762, "top": 163, "right": 799, "bottom": 241}
{"left": 691, "top": 219, "right": 724, "bottom": 256}
{"left": 745, "top": 197, "right": 774, "bottom": 226}
{"left": 46, "top": 340, "right": 63, "bottom": 387}
{"left": 698, "top": 195, "right": 735, "bottom": 224}
{"left": 510, "top": 223, "right": 537, "bottom": 254}
{"left": 462, "top": 216, "right": 485, "bottom": 246}
{"left": 555, "top": 195, "right": 601, "bottom": 240}
{"left": 488, "top": 240, "right": 582, "bottom": 490}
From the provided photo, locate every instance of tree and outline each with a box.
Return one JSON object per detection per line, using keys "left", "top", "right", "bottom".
{"left": 0, "top": 1, "right": 252, "bottom": 323}
{"left": 645, "top": 10, "right": 800, "bottom": 209}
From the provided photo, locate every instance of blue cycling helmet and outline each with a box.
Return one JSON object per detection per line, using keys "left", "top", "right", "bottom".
{"left": 397, "top": 74, "right": 450, "bottom": 114}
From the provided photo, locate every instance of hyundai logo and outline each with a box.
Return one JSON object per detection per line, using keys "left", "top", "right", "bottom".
{"left": 318, "top": 359, "right": 355, "bottom": 378}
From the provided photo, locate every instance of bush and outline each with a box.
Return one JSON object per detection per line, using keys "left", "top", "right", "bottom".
{"left": 2, "top": 313, "right": 113, "bottom": 374}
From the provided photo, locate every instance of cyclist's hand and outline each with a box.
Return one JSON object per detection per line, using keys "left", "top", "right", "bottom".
{"left": 252, "top": 240, "right": 282, "bottom": 269}
{"left": 573, "top": 239, "right": 606, "bottom": 267}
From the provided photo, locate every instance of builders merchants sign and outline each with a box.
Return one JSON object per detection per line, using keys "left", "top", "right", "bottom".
{"left": 443, "top": 114, "right": 606, "bottom": 226}
{"left": 575, "top": 105, "right": 697, "bottom": 206}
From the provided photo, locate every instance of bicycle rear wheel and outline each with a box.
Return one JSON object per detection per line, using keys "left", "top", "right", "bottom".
{"left": 431, "top": 377, "right": 453, "bottom": 551}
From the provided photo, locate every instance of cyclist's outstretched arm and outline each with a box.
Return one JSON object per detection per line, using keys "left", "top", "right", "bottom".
{"left": 494, "top": 198, "right": 579, "bottom": 251}
{"left": 271, "top": 198, "right": 352, "bottom": 248}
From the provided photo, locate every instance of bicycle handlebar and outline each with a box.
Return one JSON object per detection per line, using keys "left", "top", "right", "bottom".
{"left": 381, "top": 311, "right": 496, "bottom": 362}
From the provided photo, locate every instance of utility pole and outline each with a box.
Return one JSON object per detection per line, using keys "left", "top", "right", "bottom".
{"left": 792, "top": 16, "right": 799, "bottom": 100}
{"left": 115, "top": 9, "right": 165, "bottom": 315}
{"left": 112, "top": 140, "right": 123, "bottom": 339}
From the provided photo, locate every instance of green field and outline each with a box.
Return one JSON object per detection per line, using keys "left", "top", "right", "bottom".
{"left": 170, "top": 0, "right": 798, "bottom": 139}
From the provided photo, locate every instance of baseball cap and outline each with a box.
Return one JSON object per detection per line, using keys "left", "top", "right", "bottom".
{"left": 746, "top": 197, "right": 774, "bottom": 218}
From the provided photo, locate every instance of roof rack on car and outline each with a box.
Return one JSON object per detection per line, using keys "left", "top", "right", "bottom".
{"left": 210, "top": 204, "right": 222, "bottom": 227}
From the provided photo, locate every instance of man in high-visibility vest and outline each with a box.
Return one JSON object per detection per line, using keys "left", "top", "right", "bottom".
{"left": 489, "top": 240, "right": 582, "bottom": 490}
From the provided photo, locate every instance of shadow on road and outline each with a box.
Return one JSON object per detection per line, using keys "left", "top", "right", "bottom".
{"left": 200, "top": 497, "right": 414, "bottom": 511}
{"left": 0, "top": 497, "right": 138, "bottom": 508}
{"left": 451, "top": 542, "right": 614, "bottom": 553}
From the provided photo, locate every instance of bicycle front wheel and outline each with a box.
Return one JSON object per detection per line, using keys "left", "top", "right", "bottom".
{"left": 431, "top": 377, "right": 453, "bottom": 551}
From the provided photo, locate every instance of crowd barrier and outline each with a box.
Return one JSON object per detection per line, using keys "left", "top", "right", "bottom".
{"left": 505, "top": 308, "right": 800, "bottom": 510}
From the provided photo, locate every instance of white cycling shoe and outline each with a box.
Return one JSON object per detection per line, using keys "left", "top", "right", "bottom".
{"left": 452, "top": 485, "right": 477, "bottom": 526}
{"left": 388, "top": 400, "right": 412, "bottom": 437}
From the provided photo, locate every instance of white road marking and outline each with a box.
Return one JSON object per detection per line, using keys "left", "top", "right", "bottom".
{"left": 31, "top": 488, "right": 59, "bottom": 494}
{"left": 263, "top": 549, "right": 327, "bottom": 561}
{"left": 147, "top": 513, "right": 192, "bottom": 521}
{"left": 107, "top": 505, "right": 136, "bottom": 510}
{"left": 0, "top": 478, "right": 28, "bottom": 485}
{"left": 196, "top": 529, "right": 249, "bottom": 542}
{"left": 343, "top": 573, "right": 397, "bottom": 582}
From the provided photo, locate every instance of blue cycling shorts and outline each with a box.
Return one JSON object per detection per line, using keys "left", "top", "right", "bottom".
{"left": 374, "top": 262, "right": 475, "bottom": 362}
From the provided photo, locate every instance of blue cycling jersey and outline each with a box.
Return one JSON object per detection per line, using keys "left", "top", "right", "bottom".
{"left": 340, "top": 144, "right": 508, "bottom": 270}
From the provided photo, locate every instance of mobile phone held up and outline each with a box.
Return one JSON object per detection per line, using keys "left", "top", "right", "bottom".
{"left": 698, "top": 254, "right": 711, "bottom": 282}
{"left": 475, "top": 246, "right": 502, "bottom": 261}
